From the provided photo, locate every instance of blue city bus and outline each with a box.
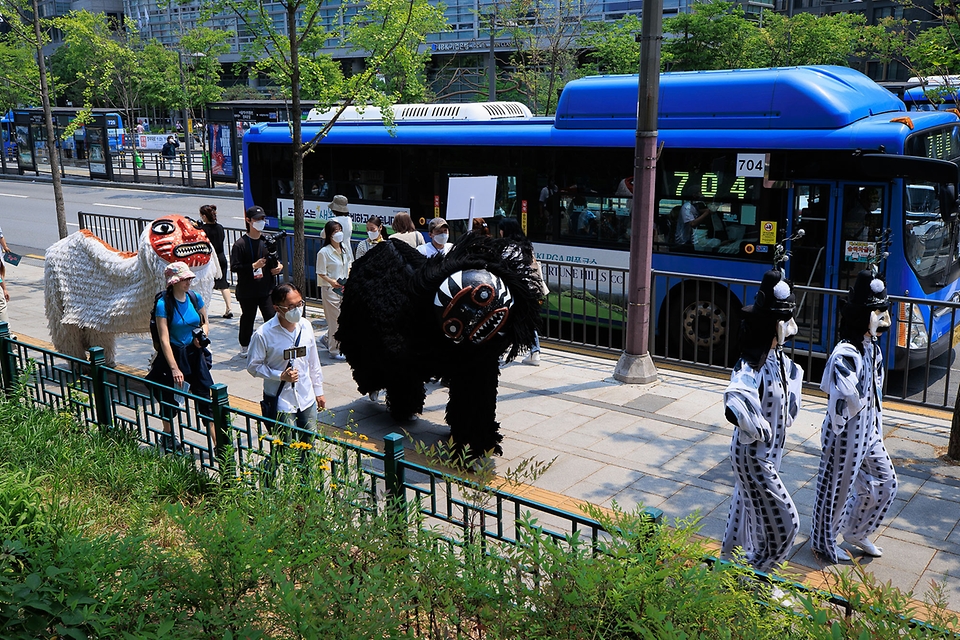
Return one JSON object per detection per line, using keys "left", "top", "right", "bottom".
{"left": 1, "top": 111, "right": 14, "bottom": 159}
{"left": 241, "top": 65, "right": 960, "bottom": 369}
{"left": 902, "top": 84, "right": 960, "bottom": 112}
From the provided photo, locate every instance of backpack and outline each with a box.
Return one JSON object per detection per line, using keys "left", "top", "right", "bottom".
{"left": 150, "top": 290, "right": 201, "bottom": 351}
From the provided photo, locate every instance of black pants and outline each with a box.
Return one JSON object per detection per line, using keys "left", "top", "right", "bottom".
{"left": 238, "top": 296, "right": 276, "bottom": 347}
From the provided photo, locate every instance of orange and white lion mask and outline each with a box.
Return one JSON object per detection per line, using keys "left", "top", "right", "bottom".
{"left": 44, "top": 215, "right": 221, "bottom": 363}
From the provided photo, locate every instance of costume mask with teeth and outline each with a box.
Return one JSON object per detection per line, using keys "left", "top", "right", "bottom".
{"left": 434, "top": 270, "right": 513, "bottom": 344}
{"left": 149, "top": 215, "right": 213, "bottom": 267}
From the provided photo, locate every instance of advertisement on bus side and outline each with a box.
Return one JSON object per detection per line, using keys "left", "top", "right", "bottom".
{"left": 277, "top": 198, "right": 411, "bottom": 237}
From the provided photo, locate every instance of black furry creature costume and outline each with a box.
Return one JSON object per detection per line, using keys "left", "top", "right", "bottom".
{"left": 336, "top": 233, "right": 542, "bottom": 456}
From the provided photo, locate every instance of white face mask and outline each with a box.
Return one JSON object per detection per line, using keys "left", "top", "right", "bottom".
{"left": 251, "top": 220, "right": 266, "bottom": 232}
{"left": 284, "top": 306, "right": 303, "bottom": 323}
{"left": 367, "top": 229, "right": 380, "bottom": 241}
{"left": 868, "top": 309, "right": 892, "bottom": 337}
{"left": 434, "top": 233, "right": 449, "bottom": 245}
{"left": 332, "top": 231, "right": 345, "bottom": 243}
{"left": 776, "top": 318, "right": 798, "bottom": 345}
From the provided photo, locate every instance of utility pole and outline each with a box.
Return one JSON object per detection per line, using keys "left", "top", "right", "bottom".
{"left": 613, "top": 0, "right": 663, "bottom": 384}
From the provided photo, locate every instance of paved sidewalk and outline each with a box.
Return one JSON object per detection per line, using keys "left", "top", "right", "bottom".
{"left": 10, "top": 253, "right": 960, "bottom": 610}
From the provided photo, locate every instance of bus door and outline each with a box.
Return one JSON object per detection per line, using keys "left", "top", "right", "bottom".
{"left": 791, "top": 183, "right": 833, "bottom": 348}
{"left": 836, "top": 183, "right": 887, "bottom": 294}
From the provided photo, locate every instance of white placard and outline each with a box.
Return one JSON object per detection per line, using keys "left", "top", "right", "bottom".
{"left": 446, "top": 176, "right": 497, "bottom": 225}
{"left": 736, "top": 153, "right": 766, "bottom": 177}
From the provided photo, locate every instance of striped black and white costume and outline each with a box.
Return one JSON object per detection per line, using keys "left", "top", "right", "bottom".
{"left": 810, "top": 336, "right": 898, "bottom": 563}
{"left": 721, "top": 348, "right": 803, "bottom": 572}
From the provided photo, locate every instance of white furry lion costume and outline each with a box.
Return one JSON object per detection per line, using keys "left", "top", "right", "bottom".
{"left": 45, "top": 215, "right": 220, "bottom": 364}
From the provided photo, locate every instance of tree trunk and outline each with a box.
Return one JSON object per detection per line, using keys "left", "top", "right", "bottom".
{"left": 289, "top": 4, "right": 305, "bottom": 292}
{"left": 33, "top": 0, "right": 67, "bottom": 239}
{"left": 949, "top": 381, "right": 960, "bottom": 460}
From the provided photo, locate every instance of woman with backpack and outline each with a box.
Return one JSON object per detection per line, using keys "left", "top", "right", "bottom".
{"left": 147, "top": 261, "right": 214, "bottom": 452}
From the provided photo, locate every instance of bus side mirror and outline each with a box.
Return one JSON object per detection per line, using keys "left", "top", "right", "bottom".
{"left": 941, "top": 183, "right": 959, "bottom": 222}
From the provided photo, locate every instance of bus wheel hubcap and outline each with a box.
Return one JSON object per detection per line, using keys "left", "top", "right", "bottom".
{"left": 681, "top": 301, "right": 726, "bottom": 349}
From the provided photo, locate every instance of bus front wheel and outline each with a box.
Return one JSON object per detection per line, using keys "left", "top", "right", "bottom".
{"left": 662, "top": 283, "right": 740, "bottom": 366}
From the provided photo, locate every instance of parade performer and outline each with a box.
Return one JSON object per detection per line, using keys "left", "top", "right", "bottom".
{"left": 721, "top": 268, "right": 803, "bottom": 572}
{"left": 45, "top": 215, "right": 219, "bottom": 364}
{"left": 810, "top": 269, "right": 897, "bottom": 562}
{"left": 336, "top": 231, "right": 542, "bottom": 458}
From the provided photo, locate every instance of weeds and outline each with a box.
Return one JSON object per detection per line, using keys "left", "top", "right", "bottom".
{"left": 0, "top": 390, "right": 956, "bottom": 638}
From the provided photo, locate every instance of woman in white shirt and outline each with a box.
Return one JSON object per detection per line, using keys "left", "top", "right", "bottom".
{"left": 316, "top": 219, "right": 353, "bottom": 359}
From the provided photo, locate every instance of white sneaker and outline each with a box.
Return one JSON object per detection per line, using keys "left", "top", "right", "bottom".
{"left": 522, "top": 352, "right": 541, "bottom": 366}
{"left": 844, "top": 535, "right": 883, "bottom": 557}
{"left": 330, "top": 352, "right": 345, "bottom": 360}
{"left": 239, "top": 346, "right": 249, "bottom": 358}
{"left": 368, "top": 391, "right": 379, "bottom": 402}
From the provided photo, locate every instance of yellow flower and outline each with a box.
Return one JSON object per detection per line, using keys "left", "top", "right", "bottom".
{"left": 272, "top": 438, "right": 284, "bottom": 447}
{"left": 330, "top": 483, "right": 338, "bottom": 490}
{"left": 344, "top": 430, "right": 355, "bottom": 437}
{"left": 319, "top": 464, "right": 331, "bottom": 472}
{"left": 358, "top": 434, "right": 369, "bottom": 441}
{"left": 267, "top": 549, "right": 273, "bottom": 553}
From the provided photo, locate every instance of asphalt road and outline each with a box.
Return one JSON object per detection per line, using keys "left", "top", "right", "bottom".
{"left": 0, "top": 180, "right": 242, "bottom": 255}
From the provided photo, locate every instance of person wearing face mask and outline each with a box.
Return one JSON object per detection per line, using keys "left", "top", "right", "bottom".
{"left": 721, "top": 269, "right": 803, "bottom": 573}
{"left": 231, "top": 206, "right": 284, "bottom": 358}
{"left": 317, "top": 214, "right": 353, "bottom": 360}
{"left": 811, "top": 270, "right": 897, "bottom": 564}
{"left": 355, "top": 215, "right": 388, "bottom": 260}
{"left": 417, "top": 217, "right": 452, "bottom": 257}
{"left": 247, "top": 283, "right": 325, "bottom": 453}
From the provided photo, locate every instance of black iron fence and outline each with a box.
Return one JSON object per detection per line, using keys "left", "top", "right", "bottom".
{"left": 75, "top": 211, "right": 960, "bottom": 411}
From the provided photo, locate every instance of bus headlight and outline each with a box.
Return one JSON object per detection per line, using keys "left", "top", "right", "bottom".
{"left": 896, "top": 303, "right": 928, "bottom": 349}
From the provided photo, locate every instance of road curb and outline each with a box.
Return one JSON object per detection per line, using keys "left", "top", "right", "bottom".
{"left": 0, "top": 171, "right": 243, "bottom": 198}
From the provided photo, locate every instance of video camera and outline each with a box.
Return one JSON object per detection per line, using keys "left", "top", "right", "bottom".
{"left": 262, "top": 230, "right": 287, "bottom": 272}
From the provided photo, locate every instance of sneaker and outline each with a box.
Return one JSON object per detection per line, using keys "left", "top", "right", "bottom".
{"left": 522, "top": 351, "right": 541, "bottom": 366}
{"left": 239, "top": 346, "right": 249, "bottom": 358}
{"left": 222, "top": 311, "right": 234, "bottom": 319}
{"left": 368, "top": 391, "right": 379, "bottom": 402}
{"left": 844, "top": 535, "right": 883, "bottom": 557}
{"left": 331, "top": 352, "right": 346, "bottom": 361}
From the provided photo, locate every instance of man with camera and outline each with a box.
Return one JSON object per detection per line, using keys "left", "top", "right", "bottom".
{"left": 247, "top": 283, "right": 325, "bottom": 451}
{"left": 231, "top": 206, "right": 284, "bottom": 358}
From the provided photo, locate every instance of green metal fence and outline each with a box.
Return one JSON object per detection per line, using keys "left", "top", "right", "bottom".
{"left": 0, "top": 321, "right": 653, "bottom": 553}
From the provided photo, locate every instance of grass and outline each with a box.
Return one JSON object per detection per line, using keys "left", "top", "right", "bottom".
{"left": 0, "top": 386, "right": 957, "bottom": 639}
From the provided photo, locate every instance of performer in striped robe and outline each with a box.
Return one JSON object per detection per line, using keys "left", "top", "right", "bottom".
{"left": 721, "top": 269, "right": 803, "bottom": 572}
{"left": 811, "top": 269, "right": 897, "bottom": 563}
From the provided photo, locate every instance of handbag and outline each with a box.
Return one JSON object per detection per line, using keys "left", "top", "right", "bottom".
{"left": 259, "top": 328, "right": 302, "bottom": 422}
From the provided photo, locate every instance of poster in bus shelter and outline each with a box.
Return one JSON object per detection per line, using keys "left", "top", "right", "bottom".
{"left": 277, "top": 198, "right": 410, "bottom": 241}
{"left": 208, "top": 123, "right": 234, "bottom": 181}
{"left": 15, "top": 125, "right": 33, "bottom": 171}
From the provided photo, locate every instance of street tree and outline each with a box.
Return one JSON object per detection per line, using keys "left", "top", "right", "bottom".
{"left": 579, "top": 14, "right": 642, "bottom": 76}
{"left": 0, "top": 0, "right": 67, "bottom": 238}
{"left": 496, "top": 0, "right": 587, "bottom": 115}
{"left": 209, "top": 0, "right": 445, "bottom": 290}
{"left": 0, "top": 33, "right": 39, "bottom": 111}
{"left": 662, "top": 1, "right": 758, "bottom": 71}
{"left": 749, "top": 12, "right": 870, "bottom": 68}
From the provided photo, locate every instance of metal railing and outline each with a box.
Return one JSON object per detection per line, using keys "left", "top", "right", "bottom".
{"left": 4, "top": 327, "right": 951, "bottom": 630}
{"left": 0, "top": 322, "right": 642, "bottom": 555}
{"left": 75, "top": 211, "right": 960, "bottom": 411}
